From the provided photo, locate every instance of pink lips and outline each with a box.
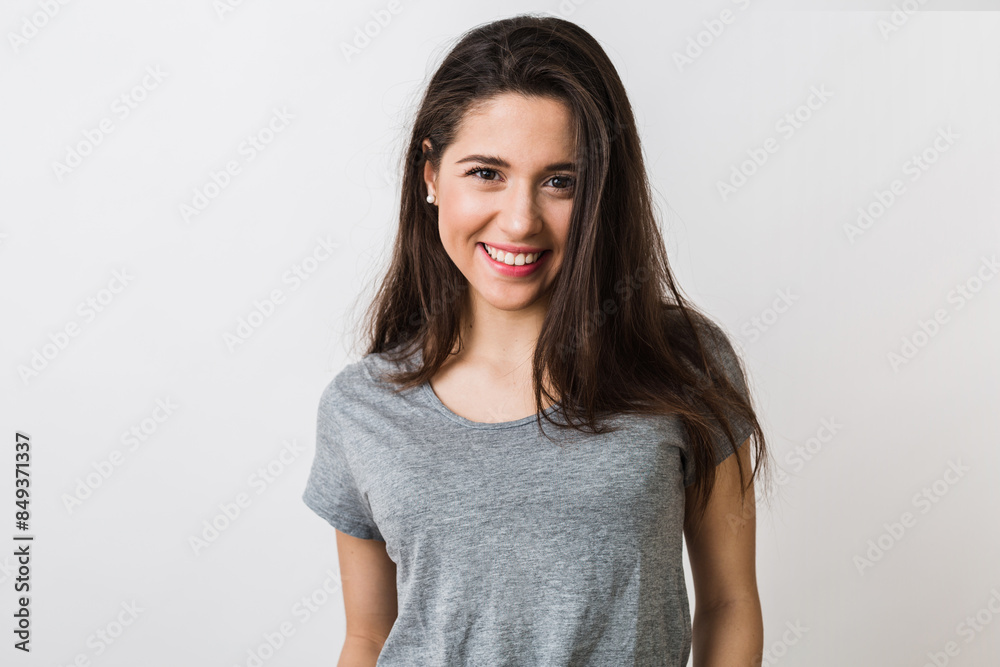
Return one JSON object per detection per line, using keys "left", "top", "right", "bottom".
{"left": 479, "top": 243, "right": 550, "bottom": 277}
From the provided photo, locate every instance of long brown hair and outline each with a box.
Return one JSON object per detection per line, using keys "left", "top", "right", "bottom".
{"left": 352, "top": 13, "right": 772, "bottom": 524}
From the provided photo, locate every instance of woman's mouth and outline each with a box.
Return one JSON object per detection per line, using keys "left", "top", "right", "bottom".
{"left": 480, "top": 243, "right": 548, "bottom": 266}
{"left": 478, "top": 242, "right": 551, "bottom": 276}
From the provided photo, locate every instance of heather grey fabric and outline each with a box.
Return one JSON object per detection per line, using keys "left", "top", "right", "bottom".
{"left": 302, "top": 318, "right": 753, "bottom": 666}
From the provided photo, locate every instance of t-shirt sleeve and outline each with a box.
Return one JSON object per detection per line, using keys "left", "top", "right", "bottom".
{"left": 682, "top": 318, "right": 756, "bottom": 488}
{"left": 301, "top": 384, "right": 384, "bottom": 541}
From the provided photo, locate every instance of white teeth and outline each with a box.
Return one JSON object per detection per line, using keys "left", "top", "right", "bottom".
{"left": 483, "top": 243, "right": 545, "bottom": 265}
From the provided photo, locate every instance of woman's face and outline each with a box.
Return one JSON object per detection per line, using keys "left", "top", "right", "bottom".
{"left": 423, "top": 93, "right": 576, "bottom": 315}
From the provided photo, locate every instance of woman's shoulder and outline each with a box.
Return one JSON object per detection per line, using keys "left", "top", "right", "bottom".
{"left": 663, "top": 304, "right": 729, "bottom": 346}
{"left": 663, "top": 303, "right": 718, "bottom": 331}
{"left": 663, "top": 305, "right": 746, "bottom": 384}
{"left": 318, "top": 345, "right": 422, "bottom": 410}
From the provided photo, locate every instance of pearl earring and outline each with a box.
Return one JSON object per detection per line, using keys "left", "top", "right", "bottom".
{"left": 426, "top": 193, "right": 436, "bottom": 205}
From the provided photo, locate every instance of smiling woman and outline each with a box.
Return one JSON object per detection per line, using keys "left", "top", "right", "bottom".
{"left": 302, "top": 12, "right": 773, "bottom": 667}
{"left": 424, "top": 93, "right": 574, "bottom": 308}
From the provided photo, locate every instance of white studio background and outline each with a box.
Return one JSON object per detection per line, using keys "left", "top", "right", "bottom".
{"left": 1, "top": 1, "right": 998, "bottom": 666}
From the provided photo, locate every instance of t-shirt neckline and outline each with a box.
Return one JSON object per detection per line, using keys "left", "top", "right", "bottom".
{"left": 419, "top": 378, "right": 562, "bottom": 430}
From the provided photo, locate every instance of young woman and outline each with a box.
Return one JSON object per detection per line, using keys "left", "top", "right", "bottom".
{"left": 303, "top": 13, "right": 772, "bottom": 666}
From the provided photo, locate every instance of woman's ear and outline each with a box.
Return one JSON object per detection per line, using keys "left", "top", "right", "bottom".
{"left": 421, "top": 138, "right": 436, "bottom": 196}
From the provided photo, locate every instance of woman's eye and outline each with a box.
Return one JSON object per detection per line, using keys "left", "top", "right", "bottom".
{"left": 464, "top": 167, "right": 574, "bottom": 191}
{"left": 549, "top": 176, "right": 575, "bottom": 190}
{"left": 466, "top": 167, "right": 499, "bottom": 181}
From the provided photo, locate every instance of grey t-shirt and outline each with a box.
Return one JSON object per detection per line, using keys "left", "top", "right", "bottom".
{"left": 302, "top": 320, "right": 753, "bottom": 666}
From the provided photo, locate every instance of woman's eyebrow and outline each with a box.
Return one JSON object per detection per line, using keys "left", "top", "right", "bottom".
{"left": 455, "top": 154, "right": 576, "bottom": 172}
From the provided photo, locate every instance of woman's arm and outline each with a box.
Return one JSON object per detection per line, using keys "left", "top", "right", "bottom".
{"left": 335, "top": 529, "right": 398, "bottom": 667}
{"left": 683, "top": 439, "right": 764, "bottom": 667}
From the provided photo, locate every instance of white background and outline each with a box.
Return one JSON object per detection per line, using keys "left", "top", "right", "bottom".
{"left": 1, "top": 1, "right": 999, "bottom": 666}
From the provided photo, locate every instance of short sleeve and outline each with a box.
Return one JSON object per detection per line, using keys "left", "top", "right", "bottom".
{"left": 301, "top": 385, "right": 384, "bottom": 541}
{"left": 681, "top": 318, "right": 756, "bottom": 488}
